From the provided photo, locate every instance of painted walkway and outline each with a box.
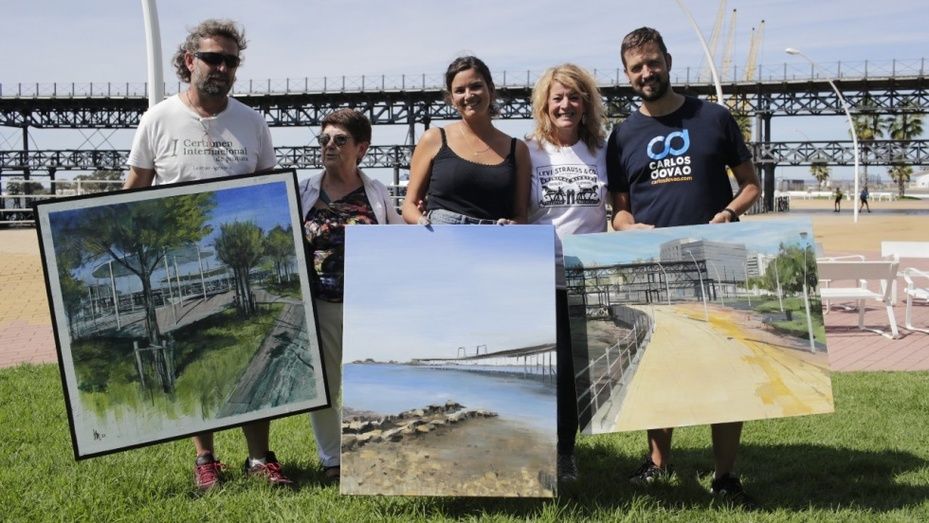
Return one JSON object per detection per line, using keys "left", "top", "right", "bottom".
{"left": 611, "top": 303, "right": 834, "bottom": 432}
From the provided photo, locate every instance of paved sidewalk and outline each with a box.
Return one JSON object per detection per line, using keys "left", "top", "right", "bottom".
{"left": 0, "top": 229, "right": 57, "bottom": 367}
{"left": 821, "top": 252, "right": 929, "bottom": 371}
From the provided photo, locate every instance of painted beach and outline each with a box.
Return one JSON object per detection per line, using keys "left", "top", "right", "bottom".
{"left": 341, "top": 225, "right": 558, "bottom": 497}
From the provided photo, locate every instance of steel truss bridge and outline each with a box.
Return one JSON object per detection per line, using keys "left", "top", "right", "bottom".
{"left": 1, "top": 62, "right": 927, "bottom": 212}
{"left": 565, "top": 259, "right": 731, "bottom": 310}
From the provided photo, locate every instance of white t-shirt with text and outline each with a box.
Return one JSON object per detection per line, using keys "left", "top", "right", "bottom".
{"left": 527, "top": 137, "right": 608, "bottom": 287}
{"left": 128, "top": 95, "right": 276, "bottom": 185}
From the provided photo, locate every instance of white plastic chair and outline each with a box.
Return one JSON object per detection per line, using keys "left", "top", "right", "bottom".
{"left": 902, "top": 268, "right": 929, "bottom": 333}
{"left": 817, "top": 260, "right": 900, "bottom": 339}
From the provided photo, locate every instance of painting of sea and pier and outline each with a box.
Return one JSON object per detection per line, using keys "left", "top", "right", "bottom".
{"left": 563, "top": 218, "right": 833, "bottom": 435}
{"left": 341, "top": 225, "right": 557, "bottom": 497}
{"left": 35, "top": 171, "right": 329, "bottom": 458}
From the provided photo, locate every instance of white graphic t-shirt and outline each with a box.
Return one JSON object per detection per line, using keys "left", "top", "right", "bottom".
{"left": 527, "top": 137, "right": 608, "bottom": 287}
{"left": 128, "top": 95, "right": 276, "bottom": 185}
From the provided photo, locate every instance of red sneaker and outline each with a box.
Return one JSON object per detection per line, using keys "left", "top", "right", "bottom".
{"left": 194, "top": 453, "right": 225, "bottom": 491}
{"left": 244, "top": 451, "right": 294, "bottom": 488}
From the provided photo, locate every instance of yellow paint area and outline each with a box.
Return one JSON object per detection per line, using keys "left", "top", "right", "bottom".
{"left": 609, "top": 303, "right": 833, "bottom": 432}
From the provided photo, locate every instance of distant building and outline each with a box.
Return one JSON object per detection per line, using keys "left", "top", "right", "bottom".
{"left": 659, "top": 238, "right": 748, "bottom": 281}
{"left": 746, "top": 252, "right": 772, "bottom": 278}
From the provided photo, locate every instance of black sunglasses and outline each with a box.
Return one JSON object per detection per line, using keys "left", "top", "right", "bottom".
{"left": 193, "top": 51, "right": 241, "bottom": 68}
{"left": 317, "top": 134, "right": 351, "bottom": 147}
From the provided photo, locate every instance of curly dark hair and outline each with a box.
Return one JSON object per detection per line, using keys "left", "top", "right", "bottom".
{"left": 172, "top": 19, "right": 247, "bottom": 83}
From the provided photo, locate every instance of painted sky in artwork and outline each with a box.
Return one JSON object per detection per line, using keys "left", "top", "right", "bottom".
{"left": 343, "top": 225, "right": 556, "bottom": 362}
{"left": 50, "top": 181, "right": 293, "bottom": 288}
{"left": 564, "top": 218, "right": 815, "bottom": 267}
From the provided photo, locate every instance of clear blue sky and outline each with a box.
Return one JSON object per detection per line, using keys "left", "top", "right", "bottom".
{"left": 1, "top": 0, "right": 926, "bottom": 184}
{"left": 341, "top": 225, "right": 557, "bottom": 362}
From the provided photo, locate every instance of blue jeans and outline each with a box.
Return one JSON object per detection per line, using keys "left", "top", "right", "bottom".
{"left": 426, "top": 208, "right": 498, "bottom": 225}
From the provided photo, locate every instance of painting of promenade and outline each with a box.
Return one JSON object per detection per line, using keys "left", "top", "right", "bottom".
{"left": 563, "top": 218, "right": 833, "bottom": 434}
{"left": 341, "top": 225, "right": 557, "bottom": 497}
{"left": 35, "top": 172, "right": 328, "bottom": 458}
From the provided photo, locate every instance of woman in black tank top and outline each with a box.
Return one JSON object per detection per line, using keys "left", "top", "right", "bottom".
{"left": 401, "top": 56, "right": 530, "bottom": 225}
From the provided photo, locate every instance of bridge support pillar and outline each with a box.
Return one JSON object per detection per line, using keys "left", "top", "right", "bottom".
{"left": 763, "top": 163, "right": 776, "bottom": 212}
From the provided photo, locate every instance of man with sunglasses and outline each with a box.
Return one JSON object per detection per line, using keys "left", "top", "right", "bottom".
{"left": 126, "top": 18, "right": 275, "bottom": 187}
{"left": 125, "top": 19, "right": 289, "bottom": 492}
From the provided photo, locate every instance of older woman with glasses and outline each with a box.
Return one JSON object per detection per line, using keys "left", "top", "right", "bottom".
{"left": 401, "top": 55, "right": 530, "bottom": 225}
{"left": 526, "top": 63, "right": 609, "bottom": 482}
{"left": 300, "top": 108, "right": 402, "bottom": 482}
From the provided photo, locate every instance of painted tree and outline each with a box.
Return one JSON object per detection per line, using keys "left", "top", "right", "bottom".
{"left": 48, "top": 226, "right": 89, "bottom": 336}
{"left": 264, "top": 225, "right": 294, "bottom": 283}
{"left": 214, "top": 221, "right": 265, "bottom": 316}
{"left": 60, "top": 193, "right": 216, "bottom": 347}
{"left": 884, "top": 100, "right": 925, "bottom": 197}
{"left": 763, "top": 242, "right": 816, "bottom": 320}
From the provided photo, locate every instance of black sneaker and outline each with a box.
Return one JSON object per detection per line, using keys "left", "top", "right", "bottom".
{"left": 557, "top": 453, "right": 579, "bottom": 482}
{"left": 628, "top": 457, "right": 673, "bottom": 484}
{"left": 710, "top": 474, "right": 760, "bottom": 510}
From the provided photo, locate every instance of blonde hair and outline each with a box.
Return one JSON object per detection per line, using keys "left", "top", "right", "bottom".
{"left": 530, "top": 64, "right": 606, "bottom": 153}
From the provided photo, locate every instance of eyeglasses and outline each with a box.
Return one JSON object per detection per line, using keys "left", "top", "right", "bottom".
{"left": 193, "top": 52, "right": 241, "bottom": 68}
{"left": 316, "top": 134, "right": 351, "bottom": 147}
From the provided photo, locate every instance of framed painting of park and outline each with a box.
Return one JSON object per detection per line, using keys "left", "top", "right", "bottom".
{"left": 34, "top": 169, "right": 329, "bottom": 459}
{"left": 563, "top": 218, "right": 834, "bottom": 435}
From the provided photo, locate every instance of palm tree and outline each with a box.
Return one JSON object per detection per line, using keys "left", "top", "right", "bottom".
{"left": 810, "top": 160, "right": 831, "bottom": 188}
{"left": 852, "top": 95, "right": 883, "bottom": 188}
{"left": 883, "top": 99, "right": 925, "bottom": 197}
{"left": 888, "top": 163, "right": 913, "bottom": 198}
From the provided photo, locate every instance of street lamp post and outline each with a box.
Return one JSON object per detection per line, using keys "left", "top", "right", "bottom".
{"left": 676, "top": 0, "right": 725, "bottom": 105}
{"left": 743, "top": 259, "right": 752, "bottom": 307}
{"left": 655, "top": 261, "right": 673, "bottom": 305}
{"left": 800, "top": 232, "right": 816, "bottom": 352}
{"left": 141, "top": 0, "right": 164, "bottom": 108}
{"left": 706, "top": 260, "right": 726, "bottom": 306}
{"left": 786, "top": 47, "right": 860, "bottom": 224}
{"left": 772, "top": 255, "right": 784, "bottom": 313}
{"left": 686, "top": 251, "right": 710, "bottom": 322}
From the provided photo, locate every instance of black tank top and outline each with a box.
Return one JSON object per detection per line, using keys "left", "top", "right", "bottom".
{"left": 425, "top": 127, "right": 517, "bottom": 220}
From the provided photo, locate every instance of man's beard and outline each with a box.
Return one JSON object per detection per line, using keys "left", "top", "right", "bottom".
{"left": 636, "top": 76, "right": 670, "bottom": 102}
{"left": 196, "top": 74, "right": 232, "bottom": 97}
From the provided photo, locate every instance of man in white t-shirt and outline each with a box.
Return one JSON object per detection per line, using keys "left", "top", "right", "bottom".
{"left": 125, "top": 19, "right": 288, "bottom": 491}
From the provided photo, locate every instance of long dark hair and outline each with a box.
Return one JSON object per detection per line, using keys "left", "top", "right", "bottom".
{"left": 443, "top": 56, "right": 499, "bottom": 116}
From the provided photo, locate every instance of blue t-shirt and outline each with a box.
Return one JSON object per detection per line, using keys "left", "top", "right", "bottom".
{"left": 606, "top": 96, "right": 752, "bottom": 228}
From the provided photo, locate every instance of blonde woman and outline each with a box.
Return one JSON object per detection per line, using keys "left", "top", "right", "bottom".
{"left": 527, "top": 63, "right": 608, "bottom": 482}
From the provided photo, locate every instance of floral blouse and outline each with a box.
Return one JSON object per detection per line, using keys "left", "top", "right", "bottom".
{"left": 303, "top": 186, "right": 376, "bottom": 302}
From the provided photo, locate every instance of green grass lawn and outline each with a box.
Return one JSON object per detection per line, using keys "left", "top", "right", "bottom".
{"left": 754, "top": 297, "right": 827, "bottom": 345}
{"left": 1, "top": 364, "right": 928, "bottom": 521}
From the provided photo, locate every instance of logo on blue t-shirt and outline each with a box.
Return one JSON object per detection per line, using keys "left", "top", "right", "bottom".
{"left": 645, "top": 129, "right": 693, "bottom": 184}
{"left": 647, "top": 130, "right": 690, "bottom": 160}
